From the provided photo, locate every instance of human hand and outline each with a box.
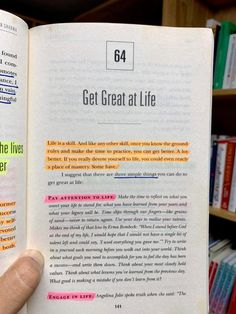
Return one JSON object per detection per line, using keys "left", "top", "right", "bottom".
{"left": 0, "top": 250, "right": 44, "bottom": 314}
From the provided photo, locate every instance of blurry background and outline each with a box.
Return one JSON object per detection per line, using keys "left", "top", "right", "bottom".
{"left": 0, "top": 0, "right": 236, "bottom": 28}
{"left": 0, "top": 0, "right": 163, "bottom": 27}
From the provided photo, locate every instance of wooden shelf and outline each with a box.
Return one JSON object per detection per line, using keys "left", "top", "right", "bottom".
{"left": 213, "top": 89, "right": 236, "bottom": 97}
{"left": 209, "top": 206, "right": 236, "bottom": 222}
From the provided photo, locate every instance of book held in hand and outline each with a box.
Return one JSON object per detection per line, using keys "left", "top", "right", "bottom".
{"left": 0, "top": 9, "right": 213, "bottom": 314}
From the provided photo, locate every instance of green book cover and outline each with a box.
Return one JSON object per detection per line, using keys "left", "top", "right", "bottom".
{"left": 213, "top": 21, "right": 236, "bottom": 89}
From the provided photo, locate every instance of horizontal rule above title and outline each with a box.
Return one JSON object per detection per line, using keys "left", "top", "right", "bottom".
{"left": 82, "top": 89, "right": 157, "bottom": 107}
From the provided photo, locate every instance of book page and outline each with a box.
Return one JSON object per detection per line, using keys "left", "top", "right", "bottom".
{"left": 27, "top": 23, "right": 213, "bottom": 314}
{"left": 0, "top": 10, "right": 28, "bottom": 272}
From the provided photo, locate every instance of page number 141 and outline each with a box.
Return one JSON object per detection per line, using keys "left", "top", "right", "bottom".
{"left": 115, "top": 304, "right": 122, "bottom": 309}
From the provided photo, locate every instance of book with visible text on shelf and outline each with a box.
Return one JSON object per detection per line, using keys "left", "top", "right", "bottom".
{"left": 221, "top": 140, "right": 236, "bottom": 209}
{"left": 223, "top": 33, "right": 236, "bottom": 89}
{"left": 228, "top": 148, "right": 236, "bottom": 212}
{"left": 213, "top": 140, "right": 228, "bottom": 208}
{"left": 0, "top": 9, "right": 213, "bottom": 314}
{"left": 210, "top": 136, "right": 236, "bottom": 212}
{"left": 210, "top": 138, "right": 218, "bottom": 205}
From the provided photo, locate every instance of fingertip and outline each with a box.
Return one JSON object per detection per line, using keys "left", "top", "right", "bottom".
{"left": 0, "top": 250, "right": 44, "bottom": 314}
{"left": 16, "top": 250, "right": 44, "bottom": 289}
{"left": 20, "top": 249, "right": 44, "bottom": 273}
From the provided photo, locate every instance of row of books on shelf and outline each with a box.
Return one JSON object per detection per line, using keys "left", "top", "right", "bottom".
{"left": 210, "top": 135, "right": 236, "bottom": 212}
{"left": 207, "top": 19, "right": 236, "bottom": 90}
{"left": 209, "top": 238, "right": 236, "bottom": 314}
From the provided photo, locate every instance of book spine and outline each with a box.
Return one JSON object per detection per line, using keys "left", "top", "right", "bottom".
{"left": 230, "top": 44, "right": 236, "bottom": 88}
{"left": 209, "top": 239, "right": 231, "bottom": 259}
{"left": 210, "top": 141, "right": 218, "bottom": 205}
{"left": 230, "top": 39, "right": 236, "bottom": 88}
{"left": 218, "top": 265, "right": 236, "bottom": 314}
{"left": 209, "top": 239, "right": 221, "bottom": 249}
{"left": 228, "top": 151, "right": 236, "bottom": 212}
{"left": 221, "top": 142, "right": 236, "bottom": 209}
{"left": 215, "top": 263, "right": 231, "bottom": 314}
{"left": 223, "top": 34, "right": 236, "bottom": 89}
{"left": 206, "top": 20, "right": 221, "bottom": 79}
{"left": 227, "top": 279, "right": 236, "bottom": 314}
{"left": 210, "top": 262, "right": 225, "bottom": 310}
{"left": 214, "top": 23, "right": 231, "bottom": 89}
{"left": 212, "top": 262, "right": 228, "bottom": 313}
{"left": 213, "top": 25, "right": 221, "bottom": 78}
{"left": 209, "top": 260, "right": 214, "bottom": 278}
{"left": 209, "top": 262, "right": 218, "bottom": 293}
{"left": 213, "top": 143, "right": 227, "bottom": 208}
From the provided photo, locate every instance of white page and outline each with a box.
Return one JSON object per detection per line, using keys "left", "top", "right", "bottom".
{"left": 0, "top": 10, "right": 28, "bottom": 273}
{"left": 28, "top": 23, "right": 213, "bottom": 314}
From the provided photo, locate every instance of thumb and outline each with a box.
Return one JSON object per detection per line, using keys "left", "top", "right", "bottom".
{"left": 0, "top": 250, "right": 44, "bottom": 314}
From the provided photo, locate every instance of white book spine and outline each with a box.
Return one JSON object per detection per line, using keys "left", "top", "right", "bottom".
{"left": 228, "top": 151, "right": 236, "bottom": 212}
{"left": 213, "top": 143, "right": 227, "bottom": 208}
{"left": 223, "top": 34, "right": 236, "bottom": 89}
{"left": 229, "top": 35, "right": 236, "bottom": 88}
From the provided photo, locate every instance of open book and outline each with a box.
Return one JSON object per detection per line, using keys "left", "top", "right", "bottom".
{"left": 0, "top": 9, "right": 213, "bottom": 314}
